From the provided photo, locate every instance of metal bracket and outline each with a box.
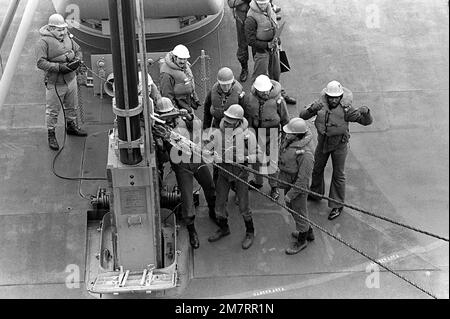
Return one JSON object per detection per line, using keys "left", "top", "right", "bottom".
{"left": 117, "top": 137, "right": 143, "bottom": 149}
{"left": 112, "top": 99, "right": 143, "bottom": 118}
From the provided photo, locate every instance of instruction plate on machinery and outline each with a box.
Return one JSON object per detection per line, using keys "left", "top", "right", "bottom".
{"left": 120, "top": 187, "right": 147, "bottom": 215}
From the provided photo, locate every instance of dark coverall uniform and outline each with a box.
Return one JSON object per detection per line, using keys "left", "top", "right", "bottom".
{"left": 154, "top": 115, "right": 216, "bottom": 225}
{"left": 299, "top": 87, "right": 373, "bottom": 209}
{"left": 277, "top": 128, "right": 314, "bottom": 233}
{"left": 203, "top": 79, "right": 249, "bottom": 185}
{"left": 209, "top": 118, "right": 262, "bottom": 221}
{"left": 227, "top": 0, "right": 251, "bottom": 72}
{"left": 244, "top": 0, "right": 280, "bottom": 83}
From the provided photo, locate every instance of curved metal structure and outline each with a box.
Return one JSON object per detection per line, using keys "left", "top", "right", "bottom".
{"left": 51, "top": 0, "right": 224, "bottom": 52}
{"left": 52, "top": 0, "right": 223, "bottom": 19}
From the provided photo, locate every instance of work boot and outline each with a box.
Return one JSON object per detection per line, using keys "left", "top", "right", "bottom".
{"left": 186, "top": 223, "right": 199, "bottom": 249}
{"left": 292, "top": 226, "right": 314, "bottom": 242}
{"left": 239, "top": 66, "right": 248, "bottom": 82}
{"left": 208, "top": 218, "right": 230, "bottom": 242}
{"left": 269, "top": 187, "right": 280, "bottom": 200}
{"left": 48, "top": 129, "right": 59, "bottom": 151}
{"left": 241, "top": 218, "right": 255, "bottom": 249}
{"left": 328, "top": 207, "right": 343, "bottom": 220}
{"left": 248, "top": 180, "right": 263, "bottom": 190}
{"left": 286, "top": 230, "right": 308, "bottom": 255}
{"left": 66, "top": 121, "right": 88, "bottom": 136}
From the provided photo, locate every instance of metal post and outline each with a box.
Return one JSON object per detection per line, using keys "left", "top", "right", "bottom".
{"left": 135, "top": 0, "right": 162, "bottom": 268}
{"left": 200, "top": 49, "right": 208, "bottom": 101}
{"left": 0, "top": 0, "right": 20, "bottom": 51}
{"left": 0, "top": 0, "right": 39, "bottom": 111}
{"left": 108, "top": 0, "right": 142, "bottom": 165}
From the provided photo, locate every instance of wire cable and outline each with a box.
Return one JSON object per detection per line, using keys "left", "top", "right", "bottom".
{"left": 186, "top": 145, "right": 439, "bottom": 299}
{"left": 52, "top": 81, "right": 107, "bottom": 181}
{"left": 229, "top": 161, "right": 449, "bottom": 242}
{"left": 163, "top": 202, "right": 182, "bottom": 224}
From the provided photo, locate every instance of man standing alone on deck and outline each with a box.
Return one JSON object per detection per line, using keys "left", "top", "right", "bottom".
{"left": 36, "top": 13, "right": 87, "bottom": 151}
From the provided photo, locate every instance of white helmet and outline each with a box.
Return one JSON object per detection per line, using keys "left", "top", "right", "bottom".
{"left": 217, "top": 67, "right": 234, "bottom": 85}
{"left": 172, "top": 44, "right": 190, "bottom": 59}
{"left": 223, "top": 104, "right": 244, "bottom": 120}
{"left": 253, "top": 75, "right": 272, "bottom": 92}
{"left": 283, "top": 118, "right": 307, "bottom": 134}
{"left": 256, "top": 0, "right": 270, "bottom": 3}
{"left": 48, "top": 13, "right": 68, "bottom": 28}
{"left": 137, "top": 73, "right": 154, "bottom": 94}
{"left": 324, "top": 80, "right": 344, "bottom": 97}
{"left": 156, "top": 97, "right": 175, "bottom": 113}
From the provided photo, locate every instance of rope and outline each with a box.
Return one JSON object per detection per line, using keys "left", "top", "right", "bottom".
{"left": 190, "top": 148, "right": 439, "bottom": 299}
{"left": 229, "top": 161, "right": 450, "bottom": 242}
{"left": 163, "top": 202, "right": 182, "bottom": 224}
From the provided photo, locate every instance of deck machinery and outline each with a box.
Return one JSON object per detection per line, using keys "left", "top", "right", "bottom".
{"left": 85, "top": 0, "right": 190, "bottom": 297}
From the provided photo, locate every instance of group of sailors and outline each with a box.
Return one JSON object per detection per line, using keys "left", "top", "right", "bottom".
{"left": 150, "top": 40, "right": 373, "bottom": 255}
{"left": 36, "top": 6, "right": 373, "bottom": 256}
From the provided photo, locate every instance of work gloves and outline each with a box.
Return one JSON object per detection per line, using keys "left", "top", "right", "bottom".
{"left": 191, "top": 98, "right": 202, "bottom": 110}
{"left": 59, "top": 63, "right": 73, "bottom": 74}
{"left": 268, "top": 37, "right": 281, "bottom": 50}
{"left": 153, "top": 124, "right": 171, "bottom": 140}
{"left": 179, "top": 108, "right": 194, "bottom": 121}
{"left": 307, "top": 101, "right": 323, "bottom": 114}
{"left": 59, "top": 59, "right": 81, "bottom": 74}
{"left": 359, "top": 106, "right": 370, "bottom": 115}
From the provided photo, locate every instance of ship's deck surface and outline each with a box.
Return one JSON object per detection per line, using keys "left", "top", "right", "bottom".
{"left": 0, "top": 0, "right": 448, "bottom": 298}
